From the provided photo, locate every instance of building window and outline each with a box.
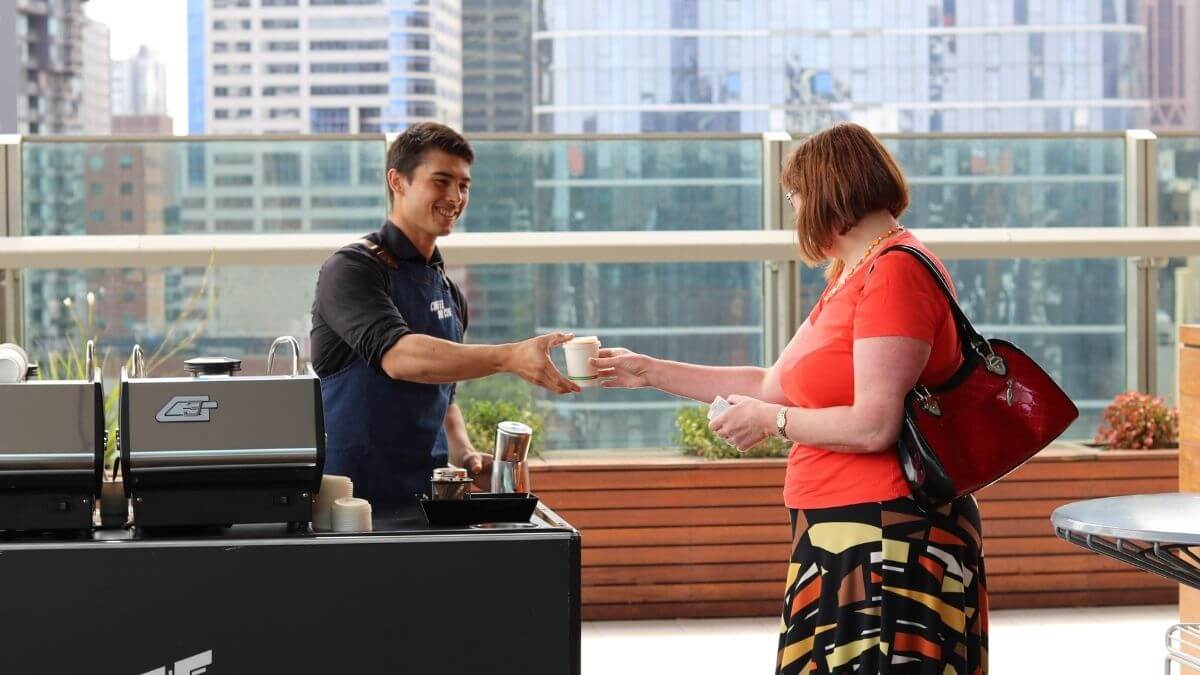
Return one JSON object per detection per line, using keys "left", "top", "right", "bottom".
{"left": 407, "top": 101, "right": 436, "bottom": 117}
{"left": 214, "top": 86, "right": 229, "bottom": 97}
{"left": 263, "top": 85, "right": 300, "bottom": 96}
{"left": 120, "top": 182, "right": 133, "bottom": 196}
{"left": 90, "top": 210, "right": 104, "bottom": 223}
{"left": 119, "top": 155, "right": 134, "bottom": 169}
{"left": 262, "top": 153, "right": 302, "bottom": 185}
{"left": 121, "top": 209, "right": 134, "bottom": 223}
{"left": 266, "top": 63, "right": 300, "bottom": 74}
{"left": 310, "top": 107, "right": 350, "bottom": 133}
{"left": 235, "top": 42, "right": 252, "bottom": 53}
{"left": 89, "top": 156, "right": 103, "bottom": 171}
{"left": 311, "top": 85, "right": 388, "bottom": 96}
{"left": 311, "top": 147, "right": 352, "bottom": 185}
{"left": 405, "top": 35, "right": 431, "bottom": 51}
{"left": 89, "top": 182, "right": 102, "bottom": 195}
{"left": 310, "top": 62, "right": 388, "bottom": 73}
{"left": 213, "top": 42, "right": 229, "bottom": 53}
{"left": 268, "top": 107, "right": 301, "bottom": 119}
{"left": 261, "top": 0, "right": 299, "bottom": 5}
{"left": 309, "top": 0, "right": 383, "bottom": 5}
{"left": 407, "top": 78, "right": 436, "bottom": 95}
{"left": 214, "top": 175, "right": 254, "bottom": 187}
{"left": 310, "top": 40, "right": 388, "bottom": 51}
{"left": 235, "top": 108, "right": 252, "bottom": 119}
{"left": 213, "top": 64, "right": 229, "bottom": 75}
{"left": 265, "top": 41, "right": 299, "bottom": 52}
{"left": 214, "top": 109, "right": 230, "bottom": 119}
{"left": 262, "top": 19, "right": 299, "bottom": 30}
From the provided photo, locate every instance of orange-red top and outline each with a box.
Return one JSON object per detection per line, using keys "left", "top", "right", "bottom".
{"left": 776, "top": 231, "right": 962, "bottom": 509}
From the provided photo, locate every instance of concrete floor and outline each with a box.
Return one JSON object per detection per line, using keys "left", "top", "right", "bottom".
{"left": 581, "top": 604, "right": 1179, "bottom": 674}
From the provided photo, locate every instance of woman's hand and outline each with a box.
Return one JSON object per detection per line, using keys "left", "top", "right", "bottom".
{"left": 591, "top": 348, "right": 654, "bottom": 389}
{"left": 708, "top": 394, "right": 776, "bottom": 453}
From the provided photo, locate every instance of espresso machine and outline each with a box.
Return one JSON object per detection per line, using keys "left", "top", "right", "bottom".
{"left": 0, "top": 341, "right": 105, "bottom": 531}
{"left": 119, "top": 337, "right": 324, "bottom": 528}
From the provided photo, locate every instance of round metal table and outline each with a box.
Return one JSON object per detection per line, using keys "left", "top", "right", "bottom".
{"left": 1053, "top": 492, "right": 1200, "bottom": 674}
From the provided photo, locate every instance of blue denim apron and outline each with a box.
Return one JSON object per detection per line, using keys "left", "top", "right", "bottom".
{"left": 320, "top": 253, "right": 462, "bottom": 507}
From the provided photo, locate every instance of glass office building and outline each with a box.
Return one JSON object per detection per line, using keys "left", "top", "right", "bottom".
{"left": 533, "top": 0, "right": 1149, "bottom": 134}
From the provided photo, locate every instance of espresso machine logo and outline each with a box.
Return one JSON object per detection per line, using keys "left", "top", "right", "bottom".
{"left": 156, "top": 395, "right": 219, "bottom": 423}
{"left": 138, "top": 648, "right": 212, "bottom": 675}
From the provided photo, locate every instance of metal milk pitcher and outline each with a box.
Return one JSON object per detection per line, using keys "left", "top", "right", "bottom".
{"left": 492, "top": 421, "right": 533, "bottom": 493}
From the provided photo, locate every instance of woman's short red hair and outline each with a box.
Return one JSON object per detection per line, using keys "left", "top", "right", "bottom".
{"left": 781, "top": 123, "right": 909, "bottom": 271}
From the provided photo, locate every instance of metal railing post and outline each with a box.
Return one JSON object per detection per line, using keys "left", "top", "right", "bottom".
{"left": 0, "top": 135, "right": 21, "bottom": 345}
{"left": 1124, "top": 129, "right": 1161, "bottom": 395}
{"left": 761, "top": 131, "right": 794, "bottom": 362}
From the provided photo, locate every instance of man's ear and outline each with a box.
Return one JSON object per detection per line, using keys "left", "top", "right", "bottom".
{"left": 387, "top": 169, "right": 407, "bottom": 199}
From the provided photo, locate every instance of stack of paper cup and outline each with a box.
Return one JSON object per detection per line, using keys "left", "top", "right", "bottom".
{"left": 331, "top": 497, "right": 372, "bottom": 533}
{"left": 562, "top": 336, "right": 601, "bottom": 387}
{"left": 0, "top": 343, "right": 29, "bottom": 384}
{"left": 312, "top": 474, "right": 353, "bottom": 531}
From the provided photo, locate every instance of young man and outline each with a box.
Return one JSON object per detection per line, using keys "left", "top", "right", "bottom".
{"left": 310, "top": 123, "right": 578, "bottom": 508}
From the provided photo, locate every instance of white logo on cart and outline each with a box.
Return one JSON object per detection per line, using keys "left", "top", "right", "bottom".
{"left": 139, "top": 649, "right": 212, "bottom": 675}
{"left": 156, "top": 396, "right": 219, "bottom": 423}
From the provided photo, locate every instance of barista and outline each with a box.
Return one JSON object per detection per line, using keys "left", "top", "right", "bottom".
{"left": 310, "top": 123, "right": 578, "bottom": 507}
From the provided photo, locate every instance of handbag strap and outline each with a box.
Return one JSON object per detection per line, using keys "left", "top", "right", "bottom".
{"left": 876, "top": 244, "right": 991, "bottom": 358}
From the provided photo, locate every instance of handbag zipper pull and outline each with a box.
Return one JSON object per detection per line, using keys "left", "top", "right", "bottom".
{"left": 914, "top": 386, "right": 942, "bottom": 417}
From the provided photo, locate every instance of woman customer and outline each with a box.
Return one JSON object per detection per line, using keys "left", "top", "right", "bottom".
{"left": 594, "top": 123, "right": 987, "bottom": 674}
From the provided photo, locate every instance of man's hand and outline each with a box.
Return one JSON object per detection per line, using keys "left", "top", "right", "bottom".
{"left": 504, "top": 332, "right": 581, "bottom": 394}
{"left": 591, "top": 347, "right": 654, "bottom": 389}
{"left": 462, "top": 452, "right": 493, "bottom": 491}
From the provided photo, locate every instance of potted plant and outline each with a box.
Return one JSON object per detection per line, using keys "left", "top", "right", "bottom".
{"left": 1094, "top": 391, "right": 1179, "bottom": 451}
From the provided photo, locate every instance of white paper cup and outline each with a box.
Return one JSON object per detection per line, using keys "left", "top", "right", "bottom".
{"left": 312, "top": 474, "right": 353, "bottom": 531}
{"left": 562, "top": 336, "right": 601, "bottom": 387}
{"left": 0, "top": 344, "right": 29, "bottom": 384}
{"left": 331, "top": 497, "right": 372, "bottom": 533}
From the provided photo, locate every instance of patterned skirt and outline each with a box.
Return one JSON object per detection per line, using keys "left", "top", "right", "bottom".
{"left": 776, "top": 496, "right": 988, "bottom": 675}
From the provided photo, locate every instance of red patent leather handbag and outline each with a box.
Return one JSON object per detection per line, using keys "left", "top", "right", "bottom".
{"left": 879, "top": 246, "right": 1079, "bottom": 512}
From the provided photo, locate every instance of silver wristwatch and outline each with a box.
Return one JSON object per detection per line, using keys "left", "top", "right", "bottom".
{"left": 775, "top": 406, "right": 789, "bottom": 439}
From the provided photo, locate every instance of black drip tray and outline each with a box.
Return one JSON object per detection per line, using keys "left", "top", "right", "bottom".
{"left": 419, "top": 493, "right": 539, "bottom": 527}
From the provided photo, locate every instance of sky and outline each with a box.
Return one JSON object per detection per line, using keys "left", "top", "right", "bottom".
{"left": 85, "top": 0, "right": 190, "bottom": 135}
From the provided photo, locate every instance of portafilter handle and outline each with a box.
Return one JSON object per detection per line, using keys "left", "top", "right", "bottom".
{"left": 266, "top": 335, "right": 301, "bottom": 376}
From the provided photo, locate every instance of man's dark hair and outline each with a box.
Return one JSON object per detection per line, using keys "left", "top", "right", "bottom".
{"left": 386, "top": 122, "right": 474, "bottom": 203}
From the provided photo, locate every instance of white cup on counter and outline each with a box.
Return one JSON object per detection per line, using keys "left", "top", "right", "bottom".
{"left": 0, "top": 343, "right": 29, "bottom": 384}
{"left": 312, "top": 474, "right": 353, "bottom": 531}
{"left": 331, "top": 497, "right": 372, "bottom": 533}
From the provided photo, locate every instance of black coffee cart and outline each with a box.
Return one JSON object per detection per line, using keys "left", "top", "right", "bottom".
{"left": 0, "top": 503, "right": 581, "bottom": 675}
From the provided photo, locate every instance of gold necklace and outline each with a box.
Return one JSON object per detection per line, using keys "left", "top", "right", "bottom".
{"left": 825, "top": 224, "right": 905, "bottom": 299}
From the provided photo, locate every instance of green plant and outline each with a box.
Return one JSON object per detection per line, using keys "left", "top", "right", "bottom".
{"left": 675, "top": 405, "right": 791, "bottom": 459}
{"left": 460, "top": 397, "right": 547, "bottom": 458}
{"left": 1094, "top": 391, "right": 1179, "bottom": 450}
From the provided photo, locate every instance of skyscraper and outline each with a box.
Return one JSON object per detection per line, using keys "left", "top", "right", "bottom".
{"left": 1, "top": 0, "right": 91, "bottom": 135}
{"left": 1145, "top": 0, "right": 1200, "bottom": 131}
{"left": 186, "top": 0, "right": 462, "bottom": 135}
{"left": 462, "top": 0, "right": 533, "bottom": 133}
{"left": 112, "top": 45, "right": 169, "bottom": 117}
{"left": 532, "top": 0, "right": 1150, "bottom": 134}
{"left": 81, "top": 18, "right": 111, "bottom": 135}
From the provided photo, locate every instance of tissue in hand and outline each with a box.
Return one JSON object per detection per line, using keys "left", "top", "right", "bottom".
{"left": 707, "top": 396, "right": 731, "bottom": 421}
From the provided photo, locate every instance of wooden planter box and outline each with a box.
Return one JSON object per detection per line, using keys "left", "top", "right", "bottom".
{"left": 531, "top": 445, "right": 1178, "bottom": 621}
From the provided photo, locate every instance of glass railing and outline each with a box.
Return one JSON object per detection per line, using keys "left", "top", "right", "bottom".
{"left": 1155, "top": 134, "right": 1200, "bottom": 408}
{"left": 2, "top": 132, "right": 1187, "bottom": 452}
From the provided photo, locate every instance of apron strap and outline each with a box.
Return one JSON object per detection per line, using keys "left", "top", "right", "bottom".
{"left": 357, "top": 238, "right": 400, "bottom": 271}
